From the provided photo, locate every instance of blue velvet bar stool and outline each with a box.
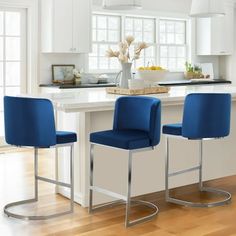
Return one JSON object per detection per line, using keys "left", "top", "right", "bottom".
{"left": 89, "top": 96, "right": 161, "bottom": 227}
{"left": 3, "top": 96, "right": 77, "bottom": 220}
{"left": 163, "top": 93, "right": 231, "bottom": 208}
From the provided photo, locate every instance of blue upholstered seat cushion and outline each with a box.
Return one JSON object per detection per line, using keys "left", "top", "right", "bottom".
{"left": 56, "top": 131, "right": 77, "bottom": 144}
{"left": 90, "top": 130, "right": 151, "bottom": 150}
{"left": 162, "top": 124, "right": 182, "bottom": 136}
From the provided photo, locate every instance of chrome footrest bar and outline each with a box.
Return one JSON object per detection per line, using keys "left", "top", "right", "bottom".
{"left": 90, "top": 186, "right": 127, "bottom": 201}
{"left": 169, "top": 166, "right": 200, "bottom": 177}
{"left": 4, "top": 198, "right": 73, "bottom": 220}
{"left": 89, "top": 200, "right": 124, "bottom": 213}
{"left": 37, "top": 176, "right": 71, "bottom": 188}
{"left": 167, "top": 187, "right": 231, "bottom": 208}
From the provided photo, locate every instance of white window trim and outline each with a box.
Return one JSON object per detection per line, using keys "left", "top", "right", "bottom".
{"left": 88, "top": 12, "right": 191, "bottom": 73}
{"left": 157, "top": 17, "right": 189, "bottom": 72}
{"left": 0, "top": 0, "right": 38, "bottom": 94}
{"left": 0, "top": 8, "right": 27, "bottom": 93}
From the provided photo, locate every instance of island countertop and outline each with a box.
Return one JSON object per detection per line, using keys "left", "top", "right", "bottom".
{"left": 41, "top": 84, "right": 236, "bottom": 113}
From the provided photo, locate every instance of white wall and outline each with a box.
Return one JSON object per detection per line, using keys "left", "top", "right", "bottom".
{"left": 219, "top": 8, "right": 236, "bottom": 84}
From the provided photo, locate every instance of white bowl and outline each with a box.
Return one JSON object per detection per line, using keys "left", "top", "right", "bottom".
{"left": 88, "top": 77, "right": 99, "bottom": 84}
{"left": 138, "top": 70, "right": 168, "bottom": 82}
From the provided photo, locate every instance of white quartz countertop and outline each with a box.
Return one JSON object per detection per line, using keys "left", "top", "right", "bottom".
{"left": 39, "top": 85, "right": 236, "bottom": 113}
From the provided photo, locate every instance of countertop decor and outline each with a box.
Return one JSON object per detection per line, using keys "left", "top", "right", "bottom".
{"left": 106, "top": 86, "right": 170, "bottom": 95}
{"left": 106, "top": 35, "right": 148, "bottom": 88}
{"left": 52, "top": 64, "right": 75, "bottom": 84}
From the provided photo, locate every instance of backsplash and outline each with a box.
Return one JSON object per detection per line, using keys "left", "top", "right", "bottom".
{"left": 39, "top": 53, "right": 88, "bottom": 85}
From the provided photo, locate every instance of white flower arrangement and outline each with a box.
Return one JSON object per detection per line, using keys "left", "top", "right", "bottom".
{"left": 106, "top": 36, "right": 149, "bottom": 63}
{"left": 73, "top": 69, "right": 82, "bottom": 78}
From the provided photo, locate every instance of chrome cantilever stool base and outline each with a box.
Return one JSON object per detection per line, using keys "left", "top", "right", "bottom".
{"left": 165, "top": 136, "right": 231, "bottom": 208}
{"left": 89, "top": 144, "right": 159, "bottom": 228}
{"left": 4, "top": 144, "right": 74, "bottom": 220}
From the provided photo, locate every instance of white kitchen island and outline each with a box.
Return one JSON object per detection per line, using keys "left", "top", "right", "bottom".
{"left": 40, "top": 84, "right": 236, "bottom": 207}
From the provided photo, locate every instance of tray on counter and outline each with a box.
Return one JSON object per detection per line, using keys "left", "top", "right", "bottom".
{"left": 106, "top": 86, "right": 170, "bottom": 95}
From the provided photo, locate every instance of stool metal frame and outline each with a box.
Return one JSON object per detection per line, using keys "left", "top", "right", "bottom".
{"left": 165, "top": 135, "right": 231, "bottom": 208}
{"left": 89, "top": 143, "right": 159, "bottom": 228}
{"left": 4, "top": 143, "right": 74, "bottom": 220}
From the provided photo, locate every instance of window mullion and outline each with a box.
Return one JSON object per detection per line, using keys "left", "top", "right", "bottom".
{"left": 3, "top": 11, "right": 5, "bottom": 96}
{"left": 156, "top": 17, "right": 160, "bottom": 66}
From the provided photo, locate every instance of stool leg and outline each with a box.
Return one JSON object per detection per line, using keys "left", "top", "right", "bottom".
{"left": 125, "top": 151, "right": 133, "bottom": 228}
{"left": 165, "top": 136, "right": 231, "bottom": 208}
{"left": 55, "top": 147, "right": 59, "bottom": 194}
{"left": 89, "top": 143, "right": 95, "bottom": 213}
{"left": 70, "top": 144, "right": 74, "bottom": 212}
{"left": 199, "top": 140, "right": 203, "bottom": 191}
{"left": 165, "top": 136, "right": 170, "bottom": 201}
{"left": 34, "top": 148, "right": 39, "bottom": 201}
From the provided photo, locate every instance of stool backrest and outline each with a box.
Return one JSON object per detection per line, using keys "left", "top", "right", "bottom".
{"left": 113, "top": 96, "right": 161, "bottom": 146}
{"left": 4, "top": 96, "right": 57, "bottom": 147}
{"left": 182, "top": 93, "right": 231, "bottom": 139}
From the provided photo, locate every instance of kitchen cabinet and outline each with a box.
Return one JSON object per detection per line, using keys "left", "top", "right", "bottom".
{"left": 196, "top": 2, "right": 234, "bottom": 56}
{"left": 41, "top": 0, "right": 91, "bottom": 53}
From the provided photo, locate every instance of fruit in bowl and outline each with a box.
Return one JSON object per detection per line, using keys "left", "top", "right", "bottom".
{"left": 138, "top": 66, "right": 166, "bottom": 71}
{"left": 137, "top": 66, "right": 168, "bottom": 82}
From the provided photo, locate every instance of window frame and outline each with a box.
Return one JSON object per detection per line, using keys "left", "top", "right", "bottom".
{"left": 124, "top": 15, "right": 157, "bottom": 69}
{"left": 90, "top": 13, "right": 122, "bottom": 73}
{"left": 88, "top": 13, "right": 190, "bottom": 73}
{"left": 157, "top": 18, "right": 188, "bottom": 72}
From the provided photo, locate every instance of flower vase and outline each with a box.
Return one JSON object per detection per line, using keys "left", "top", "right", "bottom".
{"left": 119, "top": 62, "right": 132, "bottom": 89}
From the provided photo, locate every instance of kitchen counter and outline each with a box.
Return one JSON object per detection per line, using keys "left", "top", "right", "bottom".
{"left": 158, "top": 79, "right": 231, "bottom": 86}
{"left": 44, "top": 84, "right": 236, "bottom": 112}
{"left": 39, "top": 83, "right": 116, "bottom": 89}
{"left": 39, "top": 84, "right": 236, "bottom": 207}
{"left": 40, "top": 80, "right": 231, "bottom": 90}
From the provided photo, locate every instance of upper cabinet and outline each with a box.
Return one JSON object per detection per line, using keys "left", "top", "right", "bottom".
{"left": 196, "top": 1, "right": 234, "bottom": 56}
{"left": 41, "top": 0, "right": 92, "bottom": 53}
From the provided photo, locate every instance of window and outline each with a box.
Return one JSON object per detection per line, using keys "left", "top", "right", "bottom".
{"left": 125, "top": 17, "right": 156, "bottom": 68}
{"left": 89, "top": 14, "right": 188, "bottom": 72}
{"left": 158, "top": 19, "right": 187, "bottom": 71}
{"left": 90, "top": 14, "right": 121, "bottom": 71}
{"left": 0, "top": 9, "right": 26, "bottom": 140}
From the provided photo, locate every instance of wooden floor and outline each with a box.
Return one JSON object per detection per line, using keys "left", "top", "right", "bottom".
{"left": 1, "top": 148, "right": 236, "bottom": 236}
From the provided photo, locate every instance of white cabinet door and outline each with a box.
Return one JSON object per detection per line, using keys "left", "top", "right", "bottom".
{"left": 224, "top": 5, "right": 234, "bottom": 54}
{"left": 211, "top": 15, "right": 226, "bottom": 55}
{"left": 211, "top": 5, "right": 234, "bottom": 55}
{"left": 53, "top": 0, "right": 73, "bottom": 53}
{"left": 196, "top": 2, "right": 234, "bottom": 56}
{"left": 41, "top": 0, "right": 91, "bottom": 53}
{"left": 73, "top": 0, "right": 91, "bottom": 53}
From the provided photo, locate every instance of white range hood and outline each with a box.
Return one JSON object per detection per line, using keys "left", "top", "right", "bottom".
{"left": 190, "top": 0, "right": 225, "bottom": 18}
{"left": 102, "top": 0, "right": 142, "bottom": 10}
